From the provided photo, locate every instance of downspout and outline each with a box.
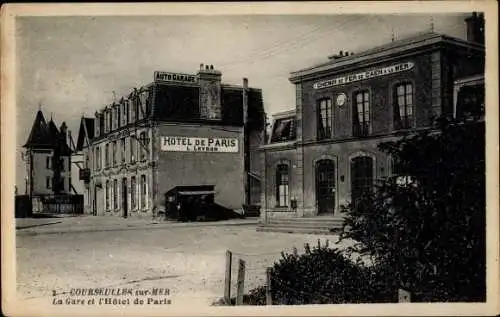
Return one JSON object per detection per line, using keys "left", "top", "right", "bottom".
{"left": 243, "top": 78, "right": 250, "bottom": 207}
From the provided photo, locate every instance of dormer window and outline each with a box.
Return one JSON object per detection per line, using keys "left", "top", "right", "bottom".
{"left": 271, "top": 118, "right": 296, "bottom": 143}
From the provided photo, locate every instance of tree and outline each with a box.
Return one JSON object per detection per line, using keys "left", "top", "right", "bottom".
{"left": 338, "top": 118, "right": 486, "bottom": 302}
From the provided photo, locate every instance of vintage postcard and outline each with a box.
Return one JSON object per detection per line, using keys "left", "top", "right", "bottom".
{"left": 1, "top": 1, "right": 499, "bottom": 316}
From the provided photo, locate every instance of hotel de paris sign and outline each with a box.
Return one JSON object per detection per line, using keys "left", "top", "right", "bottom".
{"left": 161, "top": 136, "right": 239, "bottom": 153}
{"left": 313, "top": 62, "right": 415, "bottom": 90}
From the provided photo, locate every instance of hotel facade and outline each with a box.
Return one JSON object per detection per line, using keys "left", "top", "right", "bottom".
{"left": 76, "top": 65, "right": 265, "bottom": 218}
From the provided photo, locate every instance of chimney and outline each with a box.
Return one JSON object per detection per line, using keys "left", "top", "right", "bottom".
{"left": 197, "top": 64, "right": 222, "bottom": 120}
{"left": 465, "top": 12, "right": 485, "bottom": 45}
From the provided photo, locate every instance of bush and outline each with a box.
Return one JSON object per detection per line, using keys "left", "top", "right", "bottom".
{"left": 339, "top": 119, "right": 486, "bottom": 302}
{"left": 246, "top": 241, "right": 396, "bottom": 305}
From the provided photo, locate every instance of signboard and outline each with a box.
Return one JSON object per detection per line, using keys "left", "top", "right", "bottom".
{"left": 154, "top": 71, "right": 198, "bottom": 84}
{"left": 313, "top": 62, "right": 415, "bottom": 90}
{"left": 161, "top": 136, "right": 239, "bottom": 153}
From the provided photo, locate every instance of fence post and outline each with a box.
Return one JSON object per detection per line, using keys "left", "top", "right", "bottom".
{"left": 236, "top": 259, "right": 246, "bottom": 305}
{"left": 266, "top": 267, "right": 272, "bottom": 305}
{"left": 224, "top": 250, "right": 232, "bottom": 305}
{"left": 398, "top": 287, "right": 411, "bottom": 303}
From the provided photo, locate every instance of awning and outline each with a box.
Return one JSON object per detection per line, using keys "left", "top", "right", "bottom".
{"left": 178, "top": 190, "right": 216, "bottom": 195}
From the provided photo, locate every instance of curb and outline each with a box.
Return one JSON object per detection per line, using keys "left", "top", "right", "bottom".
{"left": 16, "top": 219, "right": 260, "bottom": 236}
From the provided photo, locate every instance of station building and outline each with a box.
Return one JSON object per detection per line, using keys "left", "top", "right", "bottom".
{"left": 76, "top": 64, "right": 265, "bottom": 218}
{"left": 259, "top": 14, "right": 485, "bottom": 226}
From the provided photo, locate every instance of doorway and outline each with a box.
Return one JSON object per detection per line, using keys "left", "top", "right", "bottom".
{"left": 315, "top": 159, "right": 336, "bottom": 215}
{"left": 122, "top": 178, "right": 128, "bottom": 218}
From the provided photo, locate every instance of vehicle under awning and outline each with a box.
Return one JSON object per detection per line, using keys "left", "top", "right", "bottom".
{"left": 163, "top": 185, "right": 242, "bottom": 222}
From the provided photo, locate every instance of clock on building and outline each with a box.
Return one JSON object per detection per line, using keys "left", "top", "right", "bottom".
{"left": 336, "top": 93, "right": 347, "bottom": 107}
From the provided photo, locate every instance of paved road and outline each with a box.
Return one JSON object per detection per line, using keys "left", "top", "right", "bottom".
{"left": 14, "top": 219, "right": 351, "bottom": 311}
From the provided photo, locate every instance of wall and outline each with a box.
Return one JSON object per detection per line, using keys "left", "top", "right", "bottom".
{"left": 30, "top": 150, "right": 53, "bottom": 195}
{"left": 90, "top": 126, "right": 153, "bottom": 217}
{"left": 154, "top": 123, "right": 245, "bottom": 212}
{"left": 300, "top": 53, "right": 435, "bottom": 143}
{"left": 260, "top": 145, "right": 300, "bottom": 221}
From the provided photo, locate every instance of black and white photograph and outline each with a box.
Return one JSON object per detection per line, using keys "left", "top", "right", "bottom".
{"left": 1, "top": 2, "right": 498, "bottom": 316}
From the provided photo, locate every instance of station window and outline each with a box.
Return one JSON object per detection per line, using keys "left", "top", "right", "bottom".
{"left": 46, "top": 176, "right": 51, "bottom": 189}
{"left": 276, "top": 164, "right": 289, "bottom": 207}
{"left": 393, "top": 83, "right": 414, "bottom": 130}
{"left": 317, "top": 98, "right": 333, "bottom": 140}
{"left": 353, "top": 90, "right": 371, "bottom": 137}
{"left": 46, "top": 156, "right": 51, "bottom": 169}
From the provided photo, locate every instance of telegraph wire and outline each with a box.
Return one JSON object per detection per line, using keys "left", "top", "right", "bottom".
{"left": 220, "top": 16, "right": 366, "bottom": 71}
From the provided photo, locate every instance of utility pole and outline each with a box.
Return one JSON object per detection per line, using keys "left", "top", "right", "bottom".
{"left": 243, "top": 78, "right": 250, "bottom": 207}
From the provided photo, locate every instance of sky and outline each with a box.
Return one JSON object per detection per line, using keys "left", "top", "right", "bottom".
{"left": 15, "top": 13, "right": 469, "bottom": 189}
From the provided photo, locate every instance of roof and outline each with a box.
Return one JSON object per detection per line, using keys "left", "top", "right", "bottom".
{"left": 23, "top": 110, "right": 54, "bottom": 148}
{"left": 290, "top": 32, "right": 485, "bottom": 83}
{"left": 76, "top": 117, "right": 95, "bottom": 151}
{"left": 24, "top": 110, "right": 72, "bottom": 155}
{"left": 151, "top": 83, "right": 265, "bottom": 130}
{"left": 47, "top": 119, "right": 60, "bottom": 143}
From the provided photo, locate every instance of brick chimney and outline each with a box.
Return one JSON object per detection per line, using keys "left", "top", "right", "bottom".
{"left": 465, "top": 12, "right": 485, "bottom": 45}
{"left": 197, "top": 64, "right": 222, "bottom": 120}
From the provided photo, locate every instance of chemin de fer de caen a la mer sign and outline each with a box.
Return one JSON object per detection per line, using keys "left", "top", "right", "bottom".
{"left": 161, "top": 136, "right": 239, "bottom": 153}
{"left": 313, "top": 62, "right": 415, "bottom": 90}
{"left": 154, "top": 71, "right": 198, "bottom": 84}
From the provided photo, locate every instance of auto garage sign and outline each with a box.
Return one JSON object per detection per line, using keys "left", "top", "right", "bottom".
{"left": 161, "top": 136, "right": 239, "bottom": 153}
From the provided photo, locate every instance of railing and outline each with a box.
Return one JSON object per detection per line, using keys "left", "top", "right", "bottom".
{"left": 32, "top": 194, "right": 84, "bottom": 215}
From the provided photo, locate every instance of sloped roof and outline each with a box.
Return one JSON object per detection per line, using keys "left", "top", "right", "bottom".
{"left": 47, "top": 119, "right": 60, "bottom": 145}
{"left": 23, "top": 110, "right": 53, "bottom": 148}
{"left": 76, "top": 117, "right": 95, "bottom": 151}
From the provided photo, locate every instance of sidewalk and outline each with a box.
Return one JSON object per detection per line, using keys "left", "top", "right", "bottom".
{"left": 15, "top": 215, "right": 260, "bottom": 236}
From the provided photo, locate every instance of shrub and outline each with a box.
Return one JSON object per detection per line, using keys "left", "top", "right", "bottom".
{"left": 339, "top": 119, "right": 486, "bottom": 302}
{"left": 246, "top": 240, "right": 396, "bottom": 305}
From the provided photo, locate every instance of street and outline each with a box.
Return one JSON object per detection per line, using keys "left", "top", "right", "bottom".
{"left": 16, "top": 219, "right": 352, "bottom": 307}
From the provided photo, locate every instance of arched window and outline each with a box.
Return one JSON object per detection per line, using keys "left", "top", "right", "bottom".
{"left": 350, "top": 156, "right": 374, "bottom": 204}
{"left": 276, "top": 164, "right": 289, "bottom": 207}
